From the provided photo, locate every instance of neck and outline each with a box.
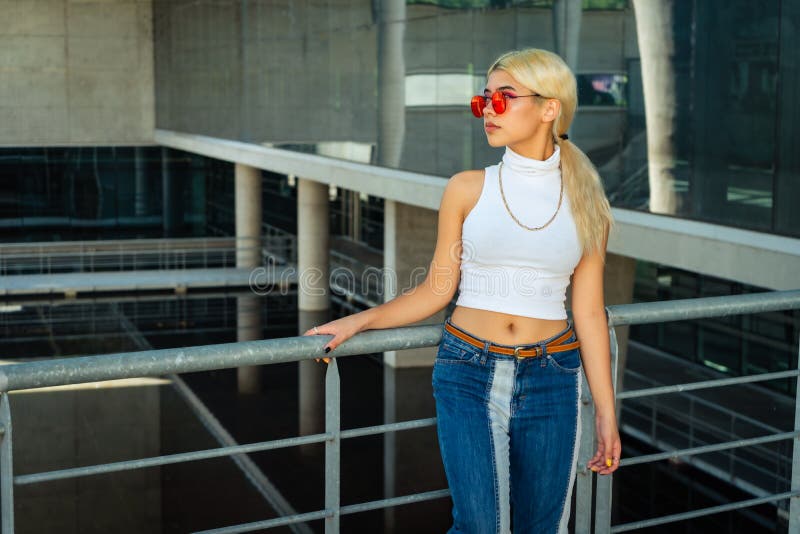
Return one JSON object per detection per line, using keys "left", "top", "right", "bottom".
{"left": 508, "top": 137, "right": 556, "bottom": 161}
{"left": 503, "top": 143, "right": 561, "bottom": 175}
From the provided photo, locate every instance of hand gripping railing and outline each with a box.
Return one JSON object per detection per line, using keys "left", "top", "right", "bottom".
{"left": 0, "top": 289, "right": 799, "bottom": 532}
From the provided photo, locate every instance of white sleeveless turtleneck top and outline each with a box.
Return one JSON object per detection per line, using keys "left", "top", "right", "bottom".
{"left": 455, "top": 145, "right": 583, "bottom": 320}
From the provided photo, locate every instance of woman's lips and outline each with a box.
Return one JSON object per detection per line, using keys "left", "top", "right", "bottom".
{"left": 485, "top": 122, "right": 500, "bottom": 132}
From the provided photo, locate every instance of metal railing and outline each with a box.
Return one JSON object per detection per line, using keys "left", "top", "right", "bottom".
{"left": 622, "top": 366, "right": 790, "bottom": 498}
{"left": 0, "top": 290, "right": 799, "bottom": 533}
{"left": 0, "top": 236, "right": 291, "bottom": 276}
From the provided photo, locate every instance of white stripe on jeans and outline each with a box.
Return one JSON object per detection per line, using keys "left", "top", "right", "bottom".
{"left": 487, "top": 360, "right": 515, "bottom": 534}
{"left": 558, "top": 374, "right": 582, "bottom": 534}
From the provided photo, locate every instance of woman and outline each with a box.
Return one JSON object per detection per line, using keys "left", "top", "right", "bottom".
{"left": 305, "top": 48, "right": 620, "bottom": 533}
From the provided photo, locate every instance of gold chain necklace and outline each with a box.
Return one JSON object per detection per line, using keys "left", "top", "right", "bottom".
{"left": 498, "top": 161, "right": 563, "bottom": 231}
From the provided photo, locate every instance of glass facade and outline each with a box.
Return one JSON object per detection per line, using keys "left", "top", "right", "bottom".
{"left": 0, "top": 147, "right": 209, "bottom": 242}
{"left": 153, "top": 0, "right": 799, "bottom": 238}
{"left": 630, "top": 260, "right": 800, "bottom": 395}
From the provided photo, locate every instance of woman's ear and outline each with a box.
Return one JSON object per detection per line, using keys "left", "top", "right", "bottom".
{"left": 545, "top": 99, "right": 561, "bottom": 124}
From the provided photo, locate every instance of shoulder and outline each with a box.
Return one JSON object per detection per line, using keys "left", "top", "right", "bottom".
{"left": 440, "top": 169, "right": 486, "bottom": 218}
{"left": 449, "top": 169, "right": 485, "bottom": 189}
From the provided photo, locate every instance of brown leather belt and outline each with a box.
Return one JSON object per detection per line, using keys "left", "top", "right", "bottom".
{"left": 444, "top": 320, "right": 580, "bottom": 359}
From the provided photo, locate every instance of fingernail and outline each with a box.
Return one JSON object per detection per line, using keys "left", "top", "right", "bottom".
{"left": 324, "top": 347, "right": 331, "bottom": 354}
{"left": 590, "top": 466, "right": 598, "bottom": 472}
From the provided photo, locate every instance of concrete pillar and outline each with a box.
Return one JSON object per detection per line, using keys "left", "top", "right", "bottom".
{"left": 382, "top": 366, "right": 448, "bottom": 533}
{"left": 382, "top": 200, "right": 444, "bottom": 528}
{"left": 377, "top": 0, "right": 406, "bottom": 168}
{"left": 602, "top": 252, "right": 637, "bottom": 411}
{"left": 553, "top": 0, "right": 583, "bottom": 71}
{"left": 235, "top": 164, "right": 262, "bottom": 268}
{"left": 235, "top": 163, "right": 263, "bottom": 394}
{"left": 383, "top": 200, "right": 442, "bottom": 368}
{"left": 632, "top": 0, "right": 679, "bottom": 215}
{"left": 568, "top": 252, "right": 637, "bottom": 403}
{"left": 297, "top": 179, "right": 330, "bottom": 437}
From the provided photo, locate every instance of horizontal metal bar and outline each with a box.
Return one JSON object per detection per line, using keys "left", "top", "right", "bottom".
{"left": 14, "top": 417, "right": 439, "bottom": 486}
{"left": 191, "top": 489, "right": 451, "bottom": 534}
{"left": 192, "top": 510, "right": 331, "bottom": 534}
{"left": 623, "top": 367, "right": 782, "bottom": 434}
{"left": 2, "top": 290, "right": 798, "bottom": 393}
{"left": 15, "top": 432, "right": 331, "bottom": 485}
{"left": 339, "top": 489, "right": 451, "bottom": 515}
{"left": 606, "top": 289, "right": 800, "bottom": 327}
{"left": 0, "top": 324, "right": 443, "bottom": 392}
{"left": 617, "top": 369, "right": 800, "bottom": 400}
{"left": 620, "top": 430, "right": 800, "bottom": 467}
{"left": 0, "top": 236, "right": 253, "bottom": 252}
{"left": 340, "top": 418, "right": 437, "bottom": 440}
{"left": 610, "top": 490, "right": 800, "bottom": 532}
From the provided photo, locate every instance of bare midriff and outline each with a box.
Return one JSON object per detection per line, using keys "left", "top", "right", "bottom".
{"left": 450, "top": 305, "right": 568, "bottom": 346}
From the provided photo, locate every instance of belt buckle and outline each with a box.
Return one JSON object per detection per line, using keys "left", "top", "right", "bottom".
{"left": 514, "top": 346, "right": 522, "bottom": 359}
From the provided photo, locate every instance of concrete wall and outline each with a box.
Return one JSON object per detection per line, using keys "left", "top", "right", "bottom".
{"left": 0, "top": 0, "right": 155, "bottom": 146}
{"left": 153, "top": 0, "right": 376, "bottom": 145}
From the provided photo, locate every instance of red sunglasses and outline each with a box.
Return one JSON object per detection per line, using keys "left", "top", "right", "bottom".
{"left": 470, "top": 91, "right": 544, "bottom": 118}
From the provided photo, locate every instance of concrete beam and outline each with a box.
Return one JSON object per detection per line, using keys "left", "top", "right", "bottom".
{"left": 154, "top": 129, "right": 443, "bottom": 210}
{"left": 155, "top": 130, "right": 800, "bottom": 290}
{"left": 609, "top": 209, "right": 800, "bottom": 290}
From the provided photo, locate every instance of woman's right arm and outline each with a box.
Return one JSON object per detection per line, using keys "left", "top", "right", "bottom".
{"left": 304, "top": 170, "right": 480, "bottom": 354}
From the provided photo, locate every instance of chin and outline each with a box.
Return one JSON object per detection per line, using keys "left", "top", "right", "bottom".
{"left": 486, "top": 135, "right": 506, "bottom": 148}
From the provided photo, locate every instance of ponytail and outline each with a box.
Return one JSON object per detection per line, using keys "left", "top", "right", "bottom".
{"left": 489, "top": 48, "right": 615, "bottom": 257}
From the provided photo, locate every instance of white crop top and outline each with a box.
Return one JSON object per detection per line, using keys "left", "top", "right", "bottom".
{"left": 455, "top": 145, "right": 583, "bottom": 320}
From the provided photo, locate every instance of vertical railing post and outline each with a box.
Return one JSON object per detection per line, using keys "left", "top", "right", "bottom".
{"left": 325, "top": 359, "right": 340, "bottom": 534}
{"left": 789, "top": 335, "right": 800, "bottom": 532}
{"left": 594, "top": 316, "right": 619, "bottom": 534}
{"left": 1, "top": 393, "right": 15, "bottom": 534}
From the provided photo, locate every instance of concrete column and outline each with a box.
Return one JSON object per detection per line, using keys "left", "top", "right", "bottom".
{"left": 235, "top": 164, "right": 263, "bottom": 394}
{"left": 383, "top": 200, "right": 442, "bottom": 368}
{"left": 553, "top": 0, "right": 583, "bottom": 71}
{"left": 568, "top": 252, "right": 637, "bottom": 405}
{"left": 235, "top": 164, "right": 262, "bottom": 268}
{"left": 297, "top": 179, "right": 330, "bottom": 437}
{"left": 382, "top": 201, "right": 446, "bottom": 531}
{"left": 382, "top": 367, "right": 448, "bottom": 533}
{"left": 632, "top": 0, "right": 679, "bottom": 215}
{"left": 603, "top": 252, "right": 637, "bottom": 400}
{"left": 377, "top": 0, "right": 406, "bottom": 169}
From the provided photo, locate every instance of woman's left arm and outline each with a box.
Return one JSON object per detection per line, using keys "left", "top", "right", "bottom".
{"left": 570, "top": 227, "right": 621, "bottom": 475}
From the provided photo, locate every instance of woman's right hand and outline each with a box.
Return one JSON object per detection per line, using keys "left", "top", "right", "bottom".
{"left": 302, "top": 313, "right": 368, "bottom": 363}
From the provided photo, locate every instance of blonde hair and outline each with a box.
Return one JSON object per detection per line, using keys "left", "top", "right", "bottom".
{"left": 488, "top": 48, "right": 615, "bottom": 258}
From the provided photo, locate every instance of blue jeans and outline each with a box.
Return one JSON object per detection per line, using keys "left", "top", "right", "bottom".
{"left": 432, "top": 318, "right": 583, "bottom": 534}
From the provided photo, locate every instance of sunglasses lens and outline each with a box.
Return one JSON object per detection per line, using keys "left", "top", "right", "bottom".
{"left": 470, "top": 96, "right": 485, "bottom": 118}
{"left": 491, "top": 92, "right": 506, "bottom": 114}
